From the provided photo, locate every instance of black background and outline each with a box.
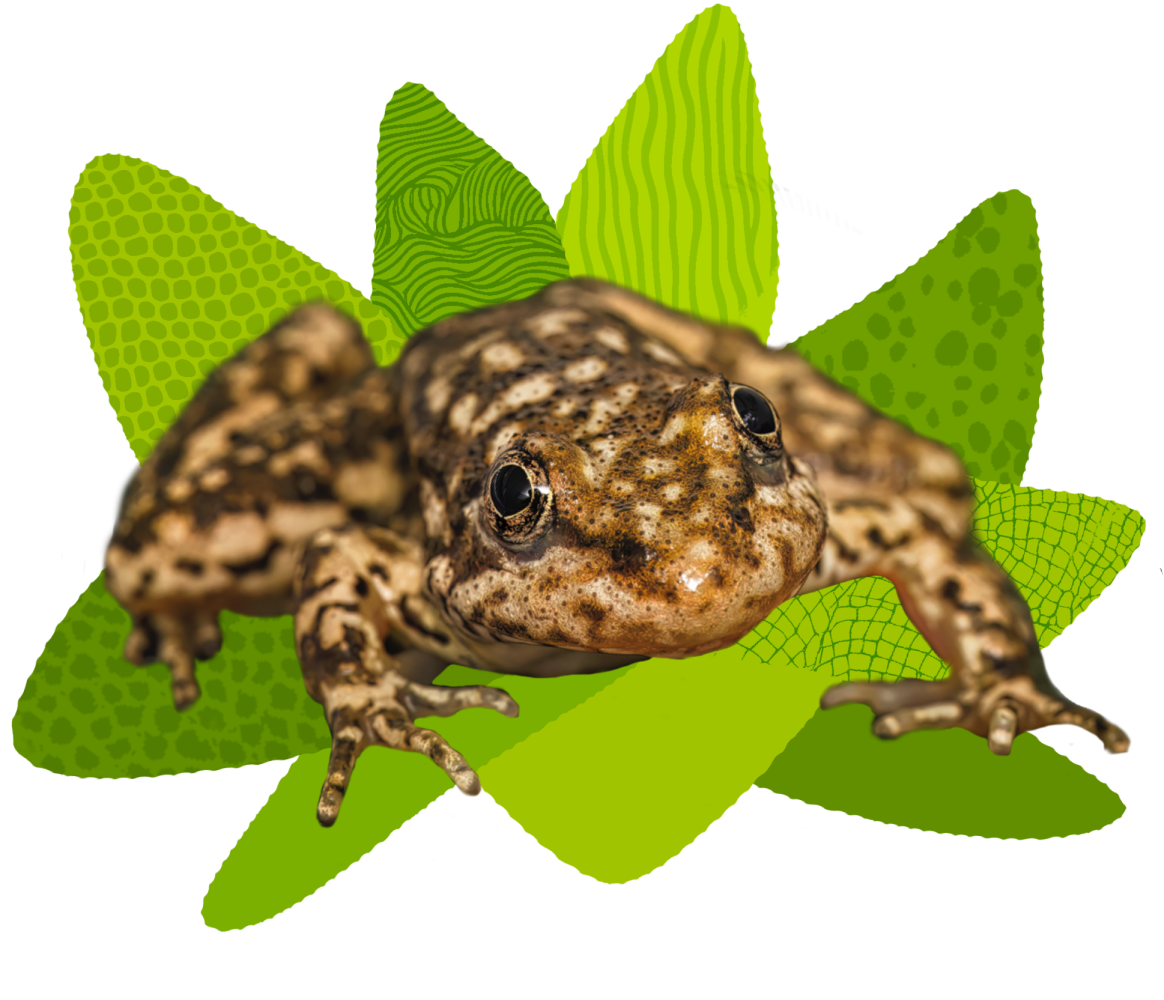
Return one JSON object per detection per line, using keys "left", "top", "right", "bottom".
{"left": 15, "top": 5, "right": 1145, "bottom": 945}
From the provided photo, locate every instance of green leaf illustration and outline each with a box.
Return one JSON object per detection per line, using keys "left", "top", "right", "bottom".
{"left": 372, "top": 83, "right": 570, "bottom": 334}
{"left": 556, "top": 4, "right": 779, "bottom": 333}
{"left": 31, "top": 17, "right": 1144, "bottom": 923}
{"left": 792, "top": 190, "right": 1043, "bottom": 484}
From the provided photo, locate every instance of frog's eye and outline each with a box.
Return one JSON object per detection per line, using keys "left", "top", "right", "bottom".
{"left": 491, "top": 464, "right": 533, "bottom": 517}
{"left": 729, "top": 383, "right": 783, "bottom": 461}
{"left": 485, "top": 456, "right": 553, "bottom": 544}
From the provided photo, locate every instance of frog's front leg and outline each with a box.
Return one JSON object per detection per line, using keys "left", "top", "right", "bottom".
{"left": 801, "top": 496, "right": 1130, "bottom": 754}
{"left": 293, "top": 525, "right": 519, "bottom": 826}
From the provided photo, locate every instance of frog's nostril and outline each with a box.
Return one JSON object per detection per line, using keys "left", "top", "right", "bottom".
{"left": 730, "top": 506, "right": 754, "bottom": 532}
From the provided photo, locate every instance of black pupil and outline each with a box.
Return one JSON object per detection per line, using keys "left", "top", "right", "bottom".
{"left": 733, "top": 386, "right": 777, "bottom": 435}
{"left": 491, "top": 465, "right": 533, "bottom": 517}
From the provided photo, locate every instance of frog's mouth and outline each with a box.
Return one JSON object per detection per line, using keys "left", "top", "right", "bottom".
{"left": 438, "top": 526, "right": 825, "bottom": 664}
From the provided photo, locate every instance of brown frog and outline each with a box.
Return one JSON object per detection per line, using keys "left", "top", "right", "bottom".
{"left": 104, "top": 279, "right": 1129, "bottom": 825}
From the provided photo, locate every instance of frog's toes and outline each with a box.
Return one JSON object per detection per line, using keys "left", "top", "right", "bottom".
{"left": 822, "top": 673, "right": 1131, "bottom": 755}
{"left": 190, "top": 614, "right": 223, "bottom": 661}
{"left": 822, "top": 677, "right": 968, "bottom": 743}
{"left": 123, "top": 618, "right": 158, "bottom": 666}
{"left": 123, "top": 613, "right": 204, "bottom": 711}
{"left": 400, "top": 679, "right": 520, "bottom": 721}
{"left": 1024, "top": 647, "right": 1131, "bottom": 754}
{"left": 315, "top": 673, "right": 517, "bottom": 826}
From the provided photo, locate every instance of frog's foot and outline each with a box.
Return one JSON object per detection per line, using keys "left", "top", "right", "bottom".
{"left": 123, "top": 612, "right": 223, "bottom": 711}
{"left": 821, "top": 670, "right": 1130, "bottom": 755}
{"left": 316, "top": 672, "right": 519, "bottom": 827}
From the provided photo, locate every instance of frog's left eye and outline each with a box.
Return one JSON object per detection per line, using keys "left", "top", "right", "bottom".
{"left": 491, "top": 465, "right": 533, "bottom": 517}
{"left": 729, "top": 383, "right": 783, "bottom": 460}
{"left": 485, "top": 454, "right": 553, "bottom": 545}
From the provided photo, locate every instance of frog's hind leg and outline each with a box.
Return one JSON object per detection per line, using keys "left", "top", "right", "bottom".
{"left": 152, "top": 303, "right": 376, "bottom": 445}
{"left": 293, "top": 525, "right": 519, "bottom": 826}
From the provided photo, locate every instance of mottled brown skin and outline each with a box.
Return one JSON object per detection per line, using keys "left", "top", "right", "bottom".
{"left": 105, "top": 280, "right": 1129, "bottom": 826}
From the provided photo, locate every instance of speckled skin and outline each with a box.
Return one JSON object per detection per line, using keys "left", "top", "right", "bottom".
{"left": 105, "top": 279, "right": 1128, "bottom": 825}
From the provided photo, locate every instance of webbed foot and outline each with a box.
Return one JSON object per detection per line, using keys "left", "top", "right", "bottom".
{"left": 821, "top": 658, "right": 1129, "bottom": 754}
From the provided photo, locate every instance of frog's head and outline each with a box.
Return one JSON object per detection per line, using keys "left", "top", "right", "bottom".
{"left": 433, "top": 374, "right": 828, "bottom": 657}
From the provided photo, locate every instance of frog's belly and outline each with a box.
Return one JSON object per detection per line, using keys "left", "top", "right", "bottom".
{"left": 468, "top": 639, "right": 645, "bottom": 678}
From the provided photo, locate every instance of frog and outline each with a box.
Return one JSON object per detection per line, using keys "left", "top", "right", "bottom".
{"left": 104, "top": 278, "right": 1129, "bottom": 826}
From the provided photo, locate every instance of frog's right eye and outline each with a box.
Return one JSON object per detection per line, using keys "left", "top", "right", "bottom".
{"left": 728, "top": 382, "right": 783, "bottom": 464}
{"left": 485, "top": 456, "right": 553, "bottom": 545}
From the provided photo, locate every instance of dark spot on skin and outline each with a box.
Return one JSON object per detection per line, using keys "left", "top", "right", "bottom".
{"left": 131, "top": 617, "right": 159, "bottom": 662}
{"left": 348, "top": 506, "right": 371, "bottom": 523}
{"left": 295, "top": 472, "right": 335, "bottom": 501}
{"left": 154, "top": 442, "right": 181, "bottom": 480}
{"left": 867, "top": 527, "right": 886, "bottom": 547}
{"left": 223, "top": 540, "right": 282, "bottom": 577}
{"left": 175, "top": 558, "right": 204, "bottom": 576}
{"left": 837, "top": 540, "right": 862, "bottom": 563}
{"left": 369, "top": 564, "right": 388, "bottom": 580}
{"left": 915, "top": 510, "right": 950, "bottom": 540}
{"left": 298, "top": 543, "right": 333, "bottom": 584}
{"left": 342, "top": 624, "right": 366, "bottom": 655}
{"left": 383, "top": 633, "right": 407, "bottom": 655}
{"left": 192, "top": 490, "right": 231, "bottom": 528}
{"left": 354, "top": 576, "right": 368, "bottom": 597}
{"left": 115, "top": 532, "right": 144, "bottom": 555}
{"left": 983, "top": 653, "right": 1021, "bottom": 678}
{"left": 310, "top": 601, "right": 360, "bottom": 637}
{"left": 576, "top": 598, "right": 607, "bottom": 623}
{"left": 297, "top": 575, "right": 338, "bottom": 603}
{"left": 941, "top": 578, "right": 983, "bottom": 613}
{"left": 486, "top": 616, "right": 534, "bottom": 641}
{"left": 609, "top": 537, "right": 653, "bottom": 574}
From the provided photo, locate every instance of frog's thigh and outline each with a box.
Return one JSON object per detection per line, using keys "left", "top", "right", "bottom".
{"left": 214, "top": 303, "right": 375, "bottom": 408}
{"left": 145, "top": 306, "right": 374, "bottom": 467}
